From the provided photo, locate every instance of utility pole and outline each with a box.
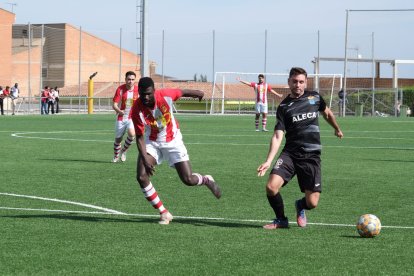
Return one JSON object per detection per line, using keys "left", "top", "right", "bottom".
{"left": 6, "top": 2, "right": 17, "bottom": 13}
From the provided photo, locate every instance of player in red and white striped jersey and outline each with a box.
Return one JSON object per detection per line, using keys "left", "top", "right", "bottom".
{"left": 237, "top": 74, "right": 282, "bottom": 132}
{"left": 130, "top": 77, "right": 221, "bottom": 225}
{"left": 112, "top": 71, "right": 139, "bottom": 163}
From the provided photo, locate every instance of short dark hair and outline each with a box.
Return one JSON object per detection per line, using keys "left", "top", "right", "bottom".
{"left": 289, "top": 67, "right": 307, "bottom": 78}
{"left": 125, "top": 71, "right": 136, "bottom": 79}
{"left": 138, "top": 77, "right": 154, "bottom": 91}
{"left": 258, "top": 74, "right": 265, "bottom": 78}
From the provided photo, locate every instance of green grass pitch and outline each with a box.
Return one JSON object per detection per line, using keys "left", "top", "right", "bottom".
{"left": 0, "top": 114, "right": 413, "bottom": 274}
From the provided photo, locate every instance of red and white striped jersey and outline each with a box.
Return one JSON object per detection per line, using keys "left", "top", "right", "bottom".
{"left": 113, "top": 84, "right": 139, "bottom": 121}
{"left": 131, "top": 88, "right": 182, "bottom": 142}
{"left": 250, "top": 82, "right": 272, "bottom": 104}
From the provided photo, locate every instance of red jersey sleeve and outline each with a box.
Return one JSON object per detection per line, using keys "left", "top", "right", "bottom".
{"left": 113, "top": 85, "right": 124, "bottom": 103}
{"left": 130, "top": 99, "right": 145, "bottom": 136}
{"left": 158, "top": 88, "right": 182, "bottom": 101}
{"left": 267, "top": 84, "right": 273, "bottom": 92}
{"left": 250, "top": 82, "right": 256, "bottom": 87}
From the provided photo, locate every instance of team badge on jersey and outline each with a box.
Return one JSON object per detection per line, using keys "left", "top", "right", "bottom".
{"left": 308, "top": 96, "right": 316, "bottom": 105}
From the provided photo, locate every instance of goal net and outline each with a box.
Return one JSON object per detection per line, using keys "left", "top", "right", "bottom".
{"left": 210, "top": 72, "right": 343, "bottom": 115}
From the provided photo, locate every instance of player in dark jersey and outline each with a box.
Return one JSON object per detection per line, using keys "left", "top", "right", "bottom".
{"left": 257, "top": 67, "right": 343, "bottom": 229}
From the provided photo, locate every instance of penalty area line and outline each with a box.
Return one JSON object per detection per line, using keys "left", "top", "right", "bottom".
{"left": 0, "top": 206, "right": 413, "bottom": 230}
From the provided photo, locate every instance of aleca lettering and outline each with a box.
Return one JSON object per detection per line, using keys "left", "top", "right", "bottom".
{"left": 292, "top": 112, "right": 317, "bottom": 122}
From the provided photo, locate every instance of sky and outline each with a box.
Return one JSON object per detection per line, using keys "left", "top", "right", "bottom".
{"left": 4, "top": 0, "right": 414, "bottom": 80}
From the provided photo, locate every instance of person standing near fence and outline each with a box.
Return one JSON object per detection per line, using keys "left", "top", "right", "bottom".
{"left": 1, "top": 86, "right": 10, "bottom": 115}
{"left": 40, "top": 86, "right": 50, "bottom": 115}
{"left": 237, "top": 74, "right": 282, "bottom": 132}
{"left": 54, "top": 86, "right": 60, "bottom": 113}
{"left": 257, "top": 67, "right": 343, "bottom": 230}
{"left": 10, "top": 83, "right": 19, "bottom": 115}
{"left": 0, "top": 86, "right": 4, "bottom": 115}
{"left": 111, "top": 71, "right": 139, "bottom": 163}
{"left": 48, "top": 87, "right": 56, "bottom": 114}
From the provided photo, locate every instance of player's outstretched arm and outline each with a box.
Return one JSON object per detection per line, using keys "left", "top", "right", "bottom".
{"left": 181, "top": 89, "right": 204, "bottom": 101}
{"left": 236, "top": 77, "right": 251, "bottom": 87}
{"left": 270, "top": 89, "right": 283, "bottom": 98}
{"left": 322, "top": 107, "right": 344, "bottom": 138}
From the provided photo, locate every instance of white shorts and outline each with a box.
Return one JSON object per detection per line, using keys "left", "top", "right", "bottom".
{"left": 114, "top": 119, "right": 134, "bottom": 139}
{"left": 146, "top": 130, "right": 189, "bottom": 167}
{"left": 255, "top": 102, "right": 268, "bottom": 114}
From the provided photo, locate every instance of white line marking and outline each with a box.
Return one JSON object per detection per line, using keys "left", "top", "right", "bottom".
{"left": 0, "top": 192, "right": 125, "bottom": 215}
{"left": 0, "top": 206, "right": 413, "bottom": 230}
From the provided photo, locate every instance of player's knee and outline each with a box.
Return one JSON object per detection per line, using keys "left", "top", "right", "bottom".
{"left": 136, "top": 174, "right": 149, "bottom": 185}
{"left": 266, "top": 183, "right": 279, "bottom": 196}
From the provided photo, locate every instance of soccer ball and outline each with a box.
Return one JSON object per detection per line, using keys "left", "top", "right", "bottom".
{"left": 357, "top": 214, "right": 381, "bottom": 238}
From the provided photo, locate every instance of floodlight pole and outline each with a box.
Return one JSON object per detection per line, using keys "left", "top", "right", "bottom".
{"left": 140, "top": 0, "right": 149, "bottom": 77}
{"left": 342, "top": 10, "right": 349, "bottom": 117}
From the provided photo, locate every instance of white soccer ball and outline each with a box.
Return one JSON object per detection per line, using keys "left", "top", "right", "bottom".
{"left": 357, "top": 214, "right": 381, "bottom": 238}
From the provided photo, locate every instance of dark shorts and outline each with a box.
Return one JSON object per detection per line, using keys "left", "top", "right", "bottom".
{"left": 270, "top": 151, "right": 322, "bottom": 193}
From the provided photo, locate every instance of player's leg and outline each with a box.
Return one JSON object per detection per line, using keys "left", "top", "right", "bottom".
{"left": 174, "top": 161, "right": 222, "bottom": 199}
{"left": 254, "top": 103, "right": 261, "bottom": 131}
{"left": 112, "top": 121, "right": 126, "bottom": 162}
{"left": 263, "top": 174, "right": 289, "bottom": 229}
{"left": 263, "top": 152, "right": 294, "bottom": 229}
{"left": 120, "top": 121, "right": 136, "bottom": 162}
{"left": 295, "top": 155, "right": 322, "bottom": 227}
{"left": 136, "top": 153, "right": 172, "bottom": 224}
{"left": 262, "top": 112, "right": 268, "bottom": 131}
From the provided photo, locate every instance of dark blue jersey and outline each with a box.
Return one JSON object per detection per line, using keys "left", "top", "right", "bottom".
{"left": 275, "top": 91, "right": 326, "bottom": 155}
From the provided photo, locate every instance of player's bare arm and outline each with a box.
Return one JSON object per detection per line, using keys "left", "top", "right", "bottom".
{"left": 236, "top": 77, "right": 251, "bottom": 86}
{"left": 270, "top": 89, "right": 283, "bottom": 98}
{"left": 181, "top": 89, "right": 204, "bottom": 101}
{"left": 322, "top": 107, "right": 344, "bottom": 138}
{"left": 257, "top": 130, "right": 284, "bottom": 177}
{"left": 112, "top": 101, "right": 124, "bottom": 116}
{"left": 136, "top": 134, "right": 155, "bottom": 175}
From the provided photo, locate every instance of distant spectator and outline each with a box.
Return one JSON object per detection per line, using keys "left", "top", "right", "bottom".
{"left": 0, "top": 86, "right": 5, "bottom": 115}
{"left": 48, "top": 87, "right": 56, "bottom": 114}
{"left": 41, "top": 86, "right": 50, "bottom": 115}
{"left": 54, "top": 86, "right": 60, "bottom": 113}
{"left": 338, "top": 89, "right": 346, "bottom": 117}
{"left": 10, "top": 83, "right": 19, "bottom": 115}
{"left": 395, "top": 100, "right": 401, "bottom": 117}
{"left": 1, "top": 86, "right": 10, "bottom": 115}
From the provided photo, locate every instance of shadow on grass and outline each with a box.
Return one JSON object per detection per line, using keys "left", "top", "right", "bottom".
{"left": 361, "top": 158, "right": 414, "bottom": 163}
{"left": 39, "top": 158, "right": 111, "bottom": 164}
{"left": 1, "top": 213, "right": 261, "bottom": 228}
{"left": 340, "top": 235, "right": 364, "bottom": 239}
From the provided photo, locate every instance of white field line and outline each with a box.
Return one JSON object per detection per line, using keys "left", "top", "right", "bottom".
{"left": 0, "top": 192, "right": 125, "bottom": 215}
{"left": 9, "top": 131, "right": 414, "bottom": 150}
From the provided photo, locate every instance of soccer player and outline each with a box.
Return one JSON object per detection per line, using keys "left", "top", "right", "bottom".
{"left": 112, "top": 71, "right": 139, "bottom": 163}
{"left": 131, "top": 77, "right": 221, "bottom": 225}
{"left": 237, "top": 74, "right": 282, "bottom": 131}
{"left": 257, "top": 67, "right": 343, "bottom": 229}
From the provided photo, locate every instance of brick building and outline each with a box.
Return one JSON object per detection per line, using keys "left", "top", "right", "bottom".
{"left": 1, "top": 8, "right": 141, "bottom": 97}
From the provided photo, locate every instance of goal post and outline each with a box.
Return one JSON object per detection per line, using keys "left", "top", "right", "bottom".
{"left": 210, "top": 72, "right": 343, "bottom": 115}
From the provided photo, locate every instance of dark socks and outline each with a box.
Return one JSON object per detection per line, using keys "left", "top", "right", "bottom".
{"left": 267, "top": 193, "right": 287, "bottom": 220}
{"left": 297, "top": 197, "right": 311, "bottom": 210}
